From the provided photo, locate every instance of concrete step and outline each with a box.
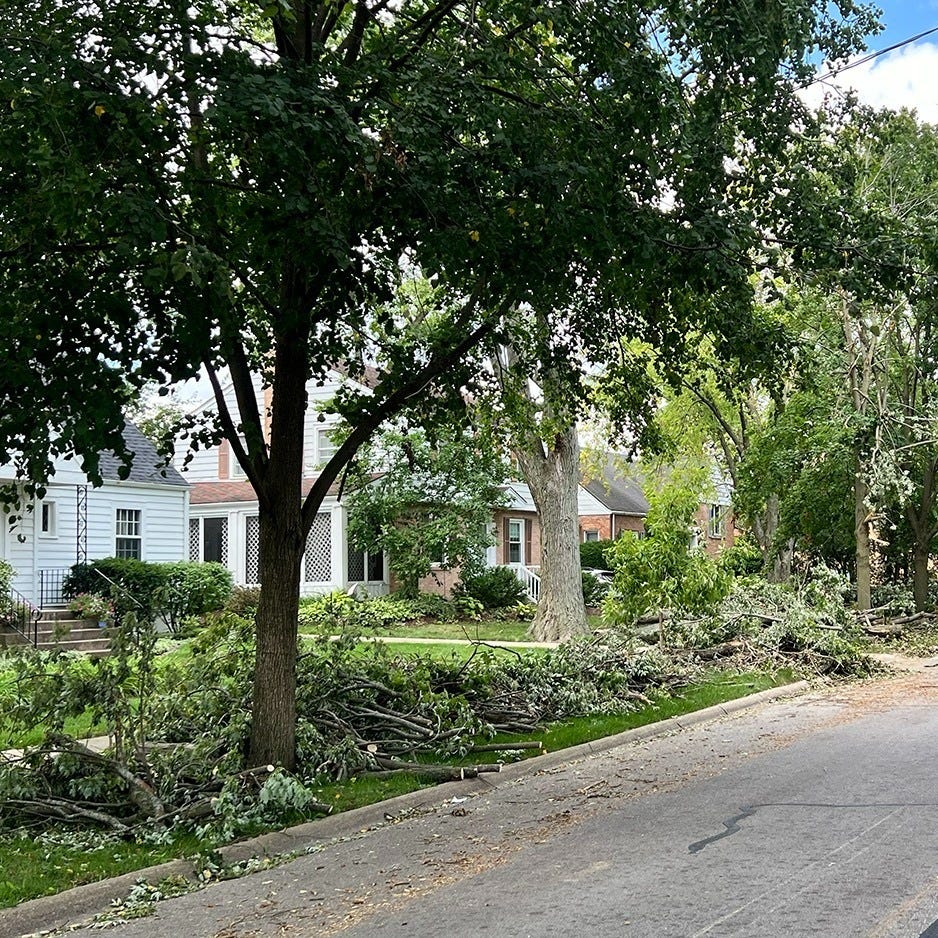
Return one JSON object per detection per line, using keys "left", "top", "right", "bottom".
{"left": 39, "top": 607, "right": 79, "bottom": 622}
{"left": 0, "top": 620, "right": 114, "bottom": 656}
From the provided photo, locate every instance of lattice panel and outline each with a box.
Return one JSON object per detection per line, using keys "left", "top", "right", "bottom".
{"left": 347, "top": 545, "right": 365, "bottom": 582}
{"left": 304, "top": 512, "right": 332, "bottom": 583}
{"left": 189, "top": 519, "right": 200, "bottom": 562}
{"left": 246, "top": 516, "right": 260, "bottom": 584}
{"left": 219, "top": 518, "right": 229, "bottom": 565}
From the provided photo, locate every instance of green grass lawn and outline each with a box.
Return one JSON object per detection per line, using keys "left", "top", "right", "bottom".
{"left": 0, "top": 834, "right": 205, "bottom": 910}
{"left": 298, "top": 618, "right": 534, "bottom": 642}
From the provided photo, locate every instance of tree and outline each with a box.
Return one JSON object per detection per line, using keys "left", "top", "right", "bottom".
{"left": 345, "top": 426, "right": 508, "bottom": 598}
{"left": 604, "top": 469, "right": 731, "bottom": 645}
{"left": 782, "top": 107, "right": 938, "bottom": 608}
{"left": 0, "top": 0, "right": 879, "bottom": 767}
{"left": 493, "top": 334, "right": 590, "bottom": 643}
{"left": 653, "top": 324, "right": 795, "bottom": 582}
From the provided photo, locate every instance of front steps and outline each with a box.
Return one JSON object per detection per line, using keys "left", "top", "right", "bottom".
{"left": 0, "top": 607, "right": 113, "bottom": 657}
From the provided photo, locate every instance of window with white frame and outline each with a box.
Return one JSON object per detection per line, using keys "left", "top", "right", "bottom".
{"left": 115, "top": 508, "right": 142, "bottom": 559}
{"left": 507, "top": 519, "right": 523, "bottom": 564}
{"left": 583, "top": 529, "right": 599, "bottom": 543}
{"left": 707, "top": 504, "right": 726, "bottom": 539}
{"left": 39, "top": 500, "right": 57, "bottom": 538}
{"left": 306, "top": 426, "right": 340, "bottom": 473}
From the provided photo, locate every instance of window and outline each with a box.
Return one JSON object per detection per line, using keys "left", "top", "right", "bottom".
{"left": 708, "top": 504, "right": 726, "bottom": 539}
{"left": 367, "top": 550, "right": 384, "bottom": 582}
{"left": 306, "top": 426, "right": 340, "bottom": 473}
{"left": 115, "top": 508, "right": 142, "bottom": 559}
{"left": 583, "top": 529, "right": 599, "bottom": 543}
{"left": 39, "top": 500, "right": 57, "bottom": 538}
{"left": 348, "top": 545, "right": 385, "bottom": 583}
{"left": 202, "top": 517, "right": 228, "bottom": 564}
{"left": 507, "top": 519, "right": 523, "bottom": 564}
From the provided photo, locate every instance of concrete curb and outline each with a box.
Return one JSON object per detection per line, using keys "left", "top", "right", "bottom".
{"left": 2, "top": 679, "right": 810, "bottom": 938}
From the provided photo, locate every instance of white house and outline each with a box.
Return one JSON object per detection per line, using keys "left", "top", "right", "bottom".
{"left": 1, "top": 423, "right": 190, "bottom": 607}
{"left": 174, "top": 369, "right": 390, "bottom": 597}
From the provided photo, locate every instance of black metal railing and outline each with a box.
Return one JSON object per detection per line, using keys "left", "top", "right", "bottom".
{"left": 1, "top": 585, "right": 41, "bottom": 647}
{"left": 38, "top": 567, "right": 71, "bottom": 606}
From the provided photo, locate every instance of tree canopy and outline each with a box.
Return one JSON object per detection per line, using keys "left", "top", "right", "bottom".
{"left": 0, "top": 0, "right": 880, "bottom": 765}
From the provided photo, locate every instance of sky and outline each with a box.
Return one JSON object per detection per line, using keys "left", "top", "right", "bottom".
{"left": 806, "top": 0, "right": 938, "bottom": 122}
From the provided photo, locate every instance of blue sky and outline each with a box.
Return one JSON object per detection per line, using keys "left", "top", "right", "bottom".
{"left": 873, "top": 0, "right": 938, "bottom": 45}
{"left": 798, "top": 1, "right": 938, "bottom": 121}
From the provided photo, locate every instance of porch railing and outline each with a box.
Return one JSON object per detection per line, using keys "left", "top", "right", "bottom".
{"left": 1, "top": 585, "right": 41, "bottom": 647}
{"left": 38, "top": 567, "right": 71, "bottom": 606}
{"left": 512, "top": 565, "right": 541, "bottom": 603}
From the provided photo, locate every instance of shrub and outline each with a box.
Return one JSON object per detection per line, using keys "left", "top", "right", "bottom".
{"left": 63, "top": 559, "right": 232, "bottom": 634}
{"left": 224, "top": 586, "right": 262, "bottom": 617}
{"left": 718, "top": 537, "right": 764, "bottom": 577}
{"left": 158, "top": 562, "right": 233, "bottom": 634}
{"left": 453, "top": 566, "right": 526, "bottom": 609}
{"left": 579, "top": 539, "right": 614, "bottom": 571}
{"left": 63, "top": 559, "right": 170, "bottom": 621}
{"left": 581, "top": 571, "right": 607, "bottom": 607}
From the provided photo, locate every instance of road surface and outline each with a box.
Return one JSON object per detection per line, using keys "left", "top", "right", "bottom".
{"left": 58, "top": 665, "right": 938, "bottom": 937}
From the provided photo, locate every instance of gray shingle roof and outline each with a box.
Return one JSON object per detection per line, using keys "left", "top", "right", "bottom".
{"left": 581, "top": 462, "right": 648, "bottom": 516}
{"left": 99, "top": 423, "right": 187, "bottom": 487}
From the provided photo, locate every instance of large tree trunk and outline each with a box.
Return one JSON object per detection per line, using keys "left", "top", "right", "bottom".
{"left": 519, "top": 425, "right": 589, "bottom": 642}
{"left": 248, "top": 332, "right": 308, "bottom": 771}
{"left": 912, "top": 543, "right": 929, "bottom": 613}
{"left": 250, "top": 508, "right": 303, "bottom": 770}
{"left": 906, "top": 458, "right": 937, "bottom": 613}
{"left": 855, "top": 463, "right": 872, "bottom": 611}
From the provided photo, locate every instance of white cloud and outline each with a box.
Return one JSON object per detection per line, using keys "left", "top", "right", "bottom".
{"left": 802, "top": 42, "right": 938, "bottom": 125}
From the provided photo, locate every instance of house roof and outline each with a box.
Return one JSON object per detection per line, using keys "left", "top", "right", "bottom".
{"left": 99, "top": 423, "right": 187, "bottom": 487}
{"left": 190, "top": 477, "right": 346, "bottom": 505}
{"left": 580, "top": 463, "right": 649, "bottom": 517}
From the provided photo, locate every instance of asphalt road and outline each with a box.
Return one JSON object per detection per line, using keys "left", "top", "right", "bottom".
{"left": 59, "top": 667, "right": 938, "bottom": 938}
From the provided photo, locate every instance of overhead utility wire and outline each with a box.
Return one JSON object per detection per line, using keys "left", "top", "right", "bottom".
{"left": 809, "top": 24, "right": 938, "bottom": 86}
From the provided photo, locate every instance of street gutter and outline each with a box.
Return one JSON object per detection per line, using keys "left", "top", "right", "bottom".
{"left": 2, "top": 679, "right": 810, "bottom": 938}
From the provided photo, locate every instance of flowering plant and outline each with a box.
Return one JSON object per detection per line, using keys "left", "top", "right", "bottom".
{"left": 68, "top": 592, "right": 114, "bottom": 622}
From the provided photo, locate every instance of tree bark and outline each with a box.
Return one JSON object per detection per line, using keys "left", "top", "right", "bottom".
{"left": 855, "top": 462, "right": 872, "bottom": 611}
{"left": 519, "top": 425, "right": 589, "bottom": 642}
{"left": 248, "top": 331, "right": 308, "bottom": 771}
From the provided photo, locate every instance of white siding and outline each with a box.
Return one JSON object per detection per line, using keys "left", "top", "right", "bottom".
{"left": 85, "top": 484, "right": 188, "bottom": 563}
{"left": 577, "top": 488, "right": 609, "bottom": 515}
{"left": 174, "top": 369, "right": 370, "bottom": 482}
{"left": 0, "top": 481, "right": 188, "bottom": 606}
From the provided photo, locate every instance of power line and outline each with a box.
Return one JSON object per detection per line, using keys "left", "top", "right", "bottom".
{"left": 810, "top": 24, "right": 938, "bottom": 86}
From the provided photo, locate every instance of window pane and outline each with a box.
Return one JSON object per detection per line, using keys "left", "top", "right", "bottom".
{"left": 367, "top": 551, "right": 384, "bottom": 582}
{"left": 115, "top": 537, "right": 141, "bottom": 560}
{"left": 508, "top": 520, "right": 522, "bottom": 564}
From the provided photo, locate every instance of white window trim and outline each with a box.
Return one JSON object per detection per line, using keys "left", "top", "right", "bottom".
{"left": 708, "top": 504, "right": 726, "bottom": 539}
{"left": 38, "top": 500, "right": 58, "bottom": 539}
{"left": 507, "top": 518, "right": 525, "bottom": 566}
{"left": 115, "top": 507, "right": 143, "bottom": 560}
{"left": 306, "top": 425, "right": 340, "bottom": 474}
